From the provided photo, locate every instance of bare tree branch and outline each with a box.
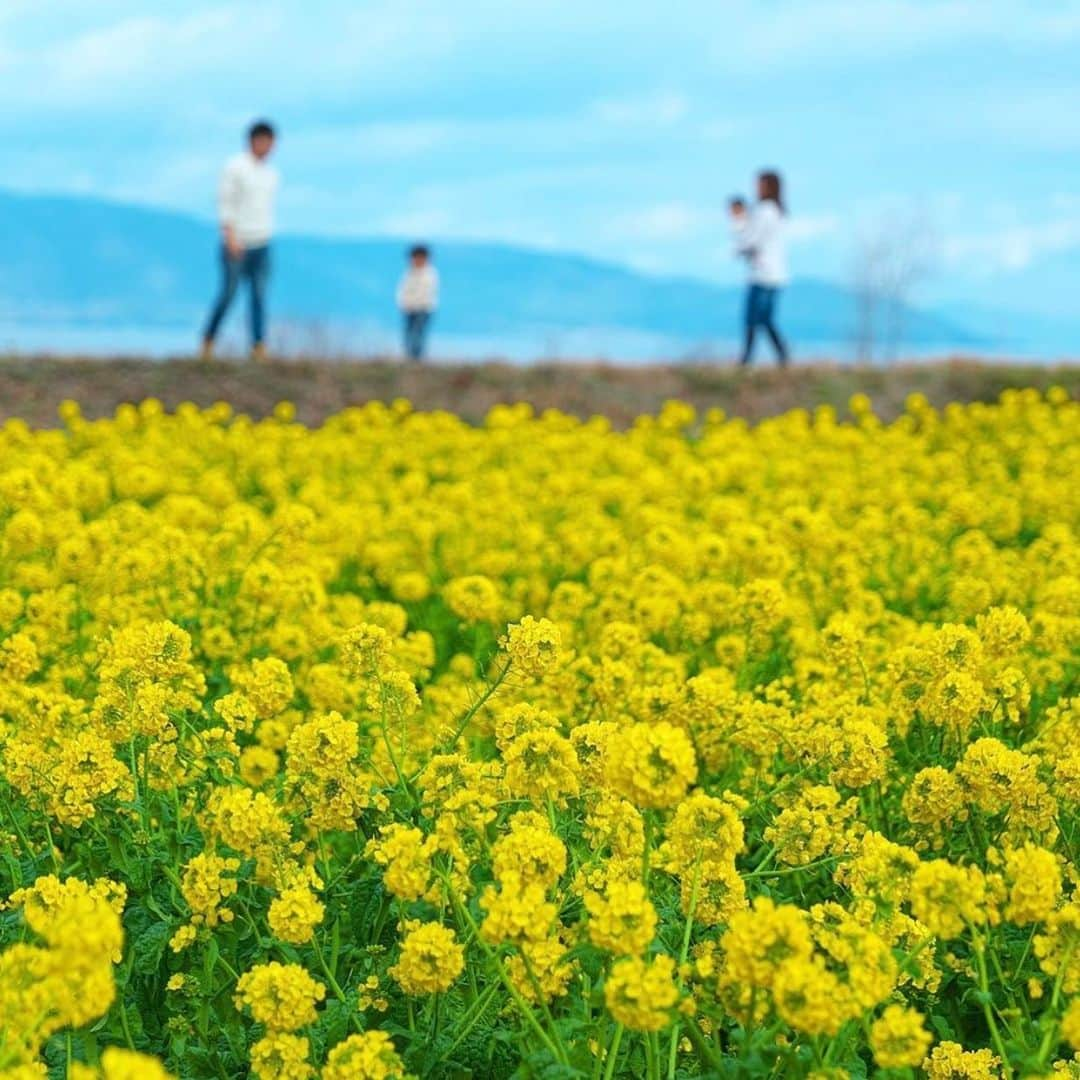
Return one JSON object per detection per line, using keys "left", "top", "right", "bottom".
{"left": 851, "top": 206, "right": 939, "bottom": 363}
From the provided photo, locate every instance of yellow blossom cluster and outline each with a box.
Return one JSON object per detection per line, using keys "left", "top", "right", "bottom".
{"left": 0, "top": 387, "right": 1077, "bottom": 1077}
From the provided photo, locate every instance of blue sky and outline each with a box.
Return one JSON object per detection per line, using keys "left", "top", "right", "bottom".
{"left": 1, "top": 1, "right": 1078, "bottom": 315}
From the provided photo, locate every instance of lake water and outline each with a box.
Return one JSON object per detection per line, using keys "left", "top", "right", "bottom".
{"left": 0, "top": 321, "right": 1063, "bottom": 365}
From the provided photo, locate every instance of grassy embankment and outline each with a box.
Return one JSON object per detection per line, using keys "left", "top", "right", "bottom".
{"left": 0, "top": 355, "right": 1075, "bottom": 427}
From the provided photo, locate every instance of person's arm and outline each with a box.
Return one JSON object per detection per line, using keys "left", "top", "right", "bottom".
{"left": 218, "top": 159, "right": 244, "bottom": 258}
{"left": 427, "top": 268, "right": 440, "bottom": 310}
{"left": 396, "top": 273, "right": 409, "bottom": 311}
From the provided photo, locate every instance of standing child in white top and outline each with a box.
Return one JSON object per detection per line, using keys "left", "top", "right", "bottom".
{"left": 730, "top": 170, "right": 790, "bottom": 367}
{"left": 396, "top": 245, "right": 439, "bottom": 361}
{"left": 201, "top": 120, "right": 279, "bottom": 362}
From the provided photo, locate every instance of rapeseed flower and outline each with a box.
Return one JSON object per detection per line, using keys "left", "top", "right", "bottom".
{"left": 0, "top": 388, "right": 1077, "bottom": 1077}
{"left": 234, "top": 962, "right": 325, "bottom": 1031}
{"left": 389, "top": 922, "right": 465, "bottom": 995}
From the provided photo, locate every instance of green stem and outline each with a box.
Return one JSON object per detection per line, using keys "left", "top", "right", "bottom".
{"left": 1, "top": 793, "right": 36, "bottom": 864}
{"left": 1012, "top": 926, "right": 1037, "bottom": 982}
{"left": 442, "top": 984, "right": 500, "bottom": 1058}
{"left": 601, "top": 1024, "right": 625, "bottom": 1080}
{"left": 41, "top": 818, "right": 62, "bottom": 873}
{"left": 743, "top": 855, "right": 840, "bottom": 878}
{"left": 313, "top": 936, "right": 348, "bottom": 1005}
{"left": 969, "top": 926, "right": 1013, "bottom": 1077}
{"left": 857, "top": 654, "right": 873, "bottom": 704}
{"left": 439, "top": 660, "right": 512, "bottom": 755}
{"left": 217, "top": 954, "right": 241, "bottom": 982}
{"left": 667, "top": 861, "right": 701, "bottom": 1080}
{"left": 119, "top": 999, "right": 137, "bottom": 1050}
{"left": 642, "top": 814, "right": 653, "bottom": 887}
{"left": 646, "top": 1029, "right": 660, "bottom": 1080}
{"left": 682, "top": 1017, "right": 724, "bottom": 1073}
{"left": 449, "top": 887, "right": 568, "bottom": 1066}
{"left": 376, "top": 685, "right": 415, "bottom": 804}
{"left": 521, "top": 950, "right": 565, "bottom": 1054}
{"left": 823, "top": 1022, "right": 853, "bottom": 1066}
{"left": 1035, "top": 940, "right": 1077, "bottom": 1068}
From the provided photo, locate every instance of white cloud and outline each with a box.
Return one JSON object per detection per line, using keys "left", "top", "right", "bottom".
{"left": 615, "top": 202, "right": 840, "bottom": 246}
{"left": 376, "top": 208, "right": 455, "bottom": 238}
{"left": 588, "top": 91, "right": 690, "bottom": 127}
{"left": 709, "top": 0, "right": 1080, "bottom": 70}
{"left": 50, "top": 10, "right": 237, "bottom": 82}
{"left": 1050, "top": 192, "right": 1080, "bottom": 210}
{"left": 971, "top": 86, "right": 1080, "bottom": 151}
{"left": 604, "top": 202, "right": 842, "bottom": 283}
{"left": 617, "top": 202, "right": 708, "bottom": 241}
{"left": 701, "top": 119, "right": 739, "bottom": 141}
{"left": 0, "top": 0, "right": 45, "bottom": 28}
{"left": 0, "top": 2, "right": 460, "bottom": 110}
{"left": 285, "top": 122, "right": 455, "bottom": 166}
{"left": 943, "top": 216, "right": 1080, "bottom": 272}
{"left": 275, "top": 92, "right": 724, "bottom": 177}
{"left": 0, "top": 9, "right": 246, "bottom": 105}
{"left": 788, "top": 212, "right": 841, "bottom": 243}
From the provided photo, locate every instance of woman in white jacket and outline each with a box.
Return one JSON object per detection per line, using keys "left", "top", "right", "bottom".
{"left": 731, "top": 170, "right": 790, "bottom": 367}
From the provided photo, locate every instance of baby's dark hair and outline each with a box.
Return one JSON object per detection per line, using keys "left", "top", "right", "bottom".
{"left": 248, "top": 119, "right": 276, "bottom": 141}
{"left": 729, "top": 195, "right": 747, "bottom": 209}
{"left": 409, "top": 244, "right": 431, "bottom": 259}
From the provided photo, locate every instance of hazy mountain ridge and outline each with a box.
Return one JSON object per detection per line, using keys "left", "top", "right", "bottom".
{"left": 0, "top": 189, "right": 985, "bottom": 355}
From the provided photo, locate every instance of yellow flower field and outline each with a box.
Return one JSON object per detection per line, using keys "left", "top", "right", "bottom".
{"left": 0, "top": 388, "right": 1078, "bottom": 1079}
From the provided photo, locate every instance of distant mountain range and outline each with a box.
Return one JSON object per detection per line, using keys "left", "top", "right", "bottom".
{"left": 0, "top": 188, "right": 1064, "bottom": 360}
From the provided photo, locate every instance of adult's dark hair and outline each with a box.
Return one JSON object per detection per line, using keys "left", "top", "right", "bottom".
{"left": 249, "top": 120, "right": 276, "bottom": 142}
{"left": 759, "top": 170, "right": 785, "bottom": 214}
{"left": 409, "top": 244, "right": 430, "bottom": 259}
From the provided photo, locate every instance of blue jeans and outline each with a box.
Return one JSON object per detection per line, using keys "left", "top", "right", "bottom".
{"left": 742, "top": 284, "right": 788, "bottom": 366}
{"left": 403, "top": 311, "right": 432, "bottom": 360}
{"left": 203, "top": 244, "right": 270, "bottom": 346}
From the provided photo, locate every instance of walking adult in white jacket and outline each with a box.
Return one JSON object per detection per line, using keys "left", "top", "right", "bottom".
{"left": 201, "top": 120, "right": 279, "bottom": 362}
{"left": 731, "top": 170, "right": 790, "bottom": 367}
{"left": 396, "top": 245, "right": 439, "bottom": 361}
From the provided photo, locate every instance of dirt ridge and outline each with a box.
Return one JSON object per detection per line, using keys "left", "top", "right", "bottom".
{"left": 0, "top": 356, "right": 1076, "bottom": 428}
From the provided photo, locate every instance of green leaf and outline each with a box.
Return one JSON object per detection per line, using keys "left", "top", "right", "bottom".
{"left": 929, "top": 1011, "right": 958, "bottom": 1042}
{"left": 132, "top": 920, "right": 172, "bottom": 975}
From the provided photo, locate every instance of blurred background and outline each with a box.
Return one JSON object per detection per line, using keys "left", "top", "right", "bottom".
{"left": 0, "top": 1, "right": 1077, "bottom": 363}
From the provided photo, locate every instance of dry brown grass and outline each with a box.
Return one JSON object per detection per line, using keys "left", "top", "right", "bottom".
{"left": 0, "top": 355, "right": 1076, "bottom": 428}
